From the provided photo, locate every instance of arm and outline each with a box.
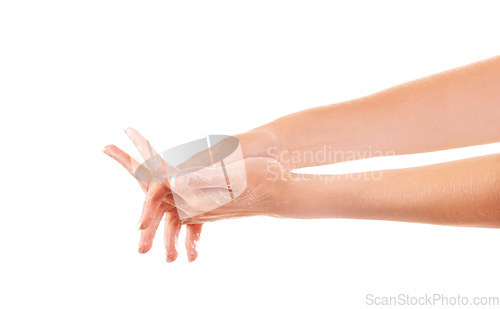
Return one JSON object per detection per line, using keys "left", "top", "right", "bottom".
{"left": 274, "top": 153, "right": 500, "bottom": 228}
{"left": 240, "top": 55, "right": 500, "bottom": 169}
{"left": 160, "top": 152, "right": 500, "bottom": 229}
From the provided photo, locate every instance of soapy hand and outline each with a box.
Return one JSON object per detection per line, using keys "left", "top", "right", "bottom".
{"left": 105, "top": 127, "right": 216, "bottom": 262}
{"left": 159, "top": 156, "right": 287, "bottom": 224}
{"left": 104, "top": 128, "right": 286, "bottom": 262}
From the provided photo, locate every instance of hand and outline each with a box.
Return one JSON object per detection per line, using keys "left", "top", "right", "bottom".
{"left": 104, "top": 127, "right": 281, "bottom": 262}
{"left": 104, "top": 128, "right": 201, "bottom": 262}
{"left": 153, "top": 156, "right": 289, "bottom": 225}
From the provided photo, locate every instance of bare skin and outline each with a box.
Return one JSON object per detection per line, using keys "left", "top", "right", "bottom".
{"left": 104, "top": 55, "right": 500, "bottom": 262}
{"left": 243, "top": 55, "right": 500, "bottom": 169}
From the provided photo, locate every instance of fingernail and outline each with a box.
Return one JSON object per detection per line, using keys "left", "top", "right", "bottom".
{"left": 103, "top": 148, "right": 117, "bottom": 160}
{"left": 124, "top": 128, "right": 134, "bottom": 138}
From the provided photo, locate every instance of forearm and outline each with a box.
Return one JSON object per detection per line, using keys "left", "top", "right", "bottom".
{"left": 249, "top": 55, "right": 500, "bottom": 169}
{"left": 274, "top": 153, "right": 500, "bottom": 228}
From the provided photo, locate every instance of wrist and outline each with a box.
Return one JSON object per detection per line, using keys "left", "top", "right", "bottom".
{"left": 262, "top": 170, "right": 317, "bottom": 219}
{"left": 235, "top": 125, "right": 280, "bottom": 159}
{"left": 275, "top": 173, "right": 359, "bottom": 219}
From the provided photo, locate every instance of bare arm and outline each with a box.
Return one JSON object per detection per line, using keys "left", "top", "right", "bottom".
{"left": 242, "top": 55, "right": 500, "bottom": 169}
{"left": 146, "top": 150, "right": 500, "bottom": 229}
{"left": 274, "top": 153, "right": 500, "bottom": 228}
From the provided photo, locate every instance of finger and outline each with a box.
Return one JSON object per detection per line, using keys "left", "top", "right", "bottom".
{"left": 124, "top": 127, "right": 171, "bottom": 184}
{"left": 104, "top": 144, "right": 176, "bottom": 208}
{"left": 103, "top": 144, "right": 151, "bottom": 192}
{"left": 140, "top": 182, "right": 169, "bottom": 230}
{"left": 138, "top": 202, "right": 167, "bottom": 253}
{"left": 164, "top": 211, "right": 181, "bottom": 263}
{"left": 185, "top": 224, "right": 203, "bottom": 262}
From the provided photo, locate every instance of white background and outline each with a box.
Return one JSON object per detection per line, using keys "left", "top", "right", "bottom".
{"left": 1, "top": 1, "right": 500, "bottom": 308}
